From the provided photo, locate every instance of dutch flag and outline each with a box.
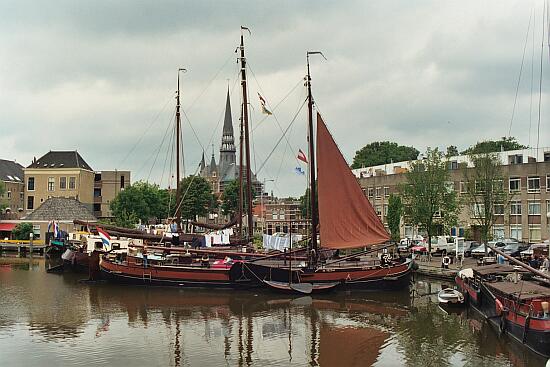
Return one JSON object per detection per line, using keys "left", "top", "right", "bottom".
{"left": 97, "top": 227, "right": 111, "bottom": 249}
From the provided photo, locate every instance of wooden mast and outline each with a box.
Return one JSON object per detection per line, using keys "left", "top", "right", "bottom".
{"left": 238, "top": 92, "right": 244, "bottom": 240}
{"left": 175, "top": 68, "right": 186, "bottom": 230}
{"left": 239, "top": 26, "right": 253, "bottom": 242}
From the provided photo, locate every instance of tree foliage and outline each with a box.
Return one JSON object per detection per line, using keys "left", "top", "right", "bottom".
{"left": 461, "top": 136, "right": 527, "bottom": 155}
{"left": 178, "top": 175, "right": 216, "bottom": 220}
{"left": 462, "top": 152, "right": 512, "bottom": 247}
{"left": 399, "top": 148, "right": 459, "bottom": 256}
{"left": 12, "top": 222, "right": 33, "bottom": 240}
{"left": 387, "top": 194, "right": 403, "bottom": 242}
{"left": 445, "top": 145, "right": 459, "bottom": 157}
{"left": 299, "top": 183, "right": 317, "bottom": 219}
{"left": 221, "top": 180, "right": 239, "bottom": 216}
{"left": 110, "top": 181, "right": 170, "bottom": 227}
{"left": 352, "top": 141, "right": 419, "bottom": 169}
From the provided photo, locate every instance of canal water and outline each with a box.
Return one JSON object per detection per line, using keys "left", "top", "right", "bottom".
{"left": 0, "top": 256, "right": 546, "bottom": 367}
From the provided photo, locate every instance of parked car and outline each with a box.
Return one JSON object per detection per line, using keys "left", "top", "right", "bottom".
{"left": 429, "top": 236, "right": 465, "bottom": 256}
{"left": 501, "top": 243, "right": 529, "bottom": 257}
{"left": 460, "top": 241, "right": 479, "bottom": 257}
{"left": 471, "top": 241, "right": 509, "bottom": 258}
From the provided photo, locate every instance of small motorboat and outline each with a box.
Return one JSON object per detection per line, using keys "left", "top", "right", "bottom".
{"left": 263, "top": 280, "right": 340, "bottom": 294}
{"left": 437, "top": 288, "right": 464, "bottom": 306}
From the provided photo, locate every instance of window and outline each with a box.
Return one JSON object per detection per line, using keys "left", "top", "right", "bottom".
{"left": 121, "top": 175, "right": 125, "bottom": 189}
{"left": 449, "top": 161, "right": 458, "bottom": 170}
{"left": 494, "top": 204, "right": 504, "bottom": 215}
{"left": 544, "top": 152, "right": 550, "bottom": 162}
{"left": 32, "top": 224, "right": 40, "bottom": 239}
{"left": 27, "top": 196, "right": 34, "bottom": 210}
{"left": 94, "top": 173, "right": 102, "bottom": 182}
{"left": 376, "top": 206, "right": 382, "bottom": 216}
{"left": 510, "top": 201, "right": 522, "bottom": 215}
{"left": 368, "top": 188, "right": 374, "bottom": 199}
{"left": 510, "top": 225, "right": 522, "bottom": 241}
{"left": 528, "top": 176, "right": 540, "bottom": 192}
{"left": 60, "top": 177, "right": 66, "bottom": 190}
{"left": 19, "top": 192, "right": 23, "bottom": 200}
{"left": 279, "top": 210, "right": 285, "bottom": 220}
{"left": 375, "top": 187, "right": 382, "bottom": 199}
{"left": 384, "top": 187, "right": 390, "bottom": 197}
{"left": 509, "top": 154, "right": 523, "bottom": 164}
{"left": 459, "top": 181, "right": 468, "bottom": 194}
{"left": 94, "top": 188, "right": 102, "bottom": 197}
{"left": 493, "top": 179, "right": 504, "bottom": 191}
{"left": 6, "top": 191, "right": 11, "bottom": 199}
{"left": 27, "top": 177, "right": 35, "bottom": 191}
{"left": 47, "top": 177, "right": 55, "bottom": 191}
{"left": 529, "top": 225, "right": 542, "bottom": 242}
{"left": 547, "top": 200, "right": 550, "bottom": 216}
{"left": 493, "top": 225, "right": 505, "bottom": 240}
{"left": 93, "top": 203, "right": 101, "bottom": 212}
{"left": 404, "top": 226, "right": 413, "bottom": 238}
{"left": 547, "top": 175, "right": 550, "bottom": 191}
{"left": 271, "top": 210, "right": 277, "bottom": 220}
{"left": 69, "top": 177, "right": 76, "bottom": 189}
{"left": 471, "top": 203, "right": 485, "bottom": 218}
{"left": 383, "top": 204, "right": 388, "bottom": 216}
{"left": 528, "top": 201, "right": 541, "bottom": 215}
{"left": 475, "top": 180, "right": 484, "bottom": 193}
{"left": 509, "top": 177, "right": 520, "bottom": 192}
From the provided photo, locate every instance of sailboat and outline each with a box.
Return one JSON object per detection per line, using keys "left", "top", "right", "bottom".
{"left": 98, "top": 29, "right": 264, "bottom": 288}
{"left": 231, "top": 52, "right": 413, "bottom": 292}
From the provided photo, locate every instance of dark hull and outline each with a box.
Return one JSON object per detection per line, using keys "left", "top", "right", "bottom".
{"left": 231, "top": 260, "right": 413, "bottom": 291}
{"left": 457, "top": 276, "right": 550, "bottom": 358}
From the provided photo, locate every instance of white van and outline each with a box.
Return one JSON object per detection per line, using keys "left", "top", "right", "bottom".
{"left": 429, "top": 236, "right": 464, "bottom": 256}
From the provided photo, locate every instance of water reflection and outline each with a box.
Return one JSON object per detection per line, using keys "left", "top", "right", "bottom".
{"left": 0, "top": 257, "right": 546, "bottom": 367}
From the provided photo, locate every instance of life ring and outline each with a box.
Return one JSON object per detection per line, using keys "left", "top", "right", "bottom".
{"left": 442, "top": 256, "right": 451, "bottom": 266}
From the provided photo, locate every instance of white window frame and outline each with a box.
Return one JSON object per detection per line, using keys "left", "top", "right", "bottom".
{"left": 60, "top": 176, "right": 67, "bottom": 190}
{"left": 375, "top": 187, "right": 382, "bottom": 199}
{"left": 494, "top": 204, "right": 505, "bottom": 216}
{"left": 528, "top": 201, "right": 541, "bottom": 215}
{"left": 510, "top": 201, "right": 522, "bottom": 215}
{"left": 384, "top": 187, "right": 390, "bottom": 198}
{"left": 509, "top": 177, "right": 520, "bottom": 193}
{"left": 368, "top": 187, "right": 374, "bottom": 199}
{"left": 47, "top": 177, "right": 55, "bottom": 192}
{"left": 27, "top": 177, "right": 35, "bottom": 191}
{"left": 527, "top": 176, "right": 540, "bottom": 193}
{"left": 529, "top": 225, "right": 542, "bottom": 242}
{"left": 69, "top": 176, "right": 76, "bottom": 190}
{"left": 510, "top": 225, "right": 522, "bottom": 241}
{"left": 471, "top": 203, "right": 485, "bottom": 218}
{"left": 493, "top": 225, "right": 505, "bottom": 240}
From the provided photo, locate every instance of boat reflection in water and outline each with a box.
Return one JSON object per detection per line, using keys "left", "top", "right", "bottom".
{"left": 0, "top": 258, "right": 547, "bottom": 367}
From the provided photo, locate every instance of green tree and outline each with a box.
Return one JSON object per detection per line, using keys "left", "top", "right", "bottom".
{"left": 351, "top": 141, "right": 419, "bottom": 169}
{"left": 461, "top": 136, "right": 527, "bottom": 155}
{"left": 110, "top": 181, "right": 170, "bottom": 227}
{"left": 177, "top": 175, "right": 215, "bottom": 220}
{"left": 299, "top": 182, "right": 317, "bottom": 219}
{"left": 462, "top": 152, "right": 512, "bottom": 251}
{"left": 220, "top": 179, "right": 255, "bottom": 216}
{"left": 12, "top": 222, "right": 33, "bottom": 240}
{"left": 399, "top": 148, "right": 459, "bottom": 258}
{"left": 445, "top": 145, "right": 459, "bottom": 157}
{"left": 387, "top": 194, "right": 403, "bottom": 242}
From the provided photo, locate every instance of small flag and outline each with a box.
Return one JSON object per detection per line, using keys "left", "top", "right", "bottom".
{"left": 47, "top": 220, "right": 53, "bottom": 233}
{"left": 297, "top": 149, "right": 308, "bottom": 164}
{"left": 53, "top": 221, "right": 59, "bottom": 238}
{"left": 258, "top": 93, "right": 272, "bottom": 115}
{"left": 294, "top": 167, "right": 305, "bottom": 175}
{"left": 97, "top": 227, "right": 111, "bottom": 249}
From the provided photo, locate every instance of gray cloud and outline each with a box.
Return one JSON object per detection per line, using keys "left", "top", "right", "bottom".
{"left": 0, "top": 0, "right": 548, "bottom": 197}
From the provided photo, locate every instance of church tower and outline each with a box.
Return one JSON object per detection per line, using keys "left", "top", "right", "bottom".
{"left": 219, "top": 89, "right": 236, "bottom": 178}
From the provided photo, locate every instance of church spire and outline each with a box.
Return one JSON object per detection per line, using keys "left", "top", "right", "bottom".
{"left": 219, "top": 88, "right": 236, "bottom": 177}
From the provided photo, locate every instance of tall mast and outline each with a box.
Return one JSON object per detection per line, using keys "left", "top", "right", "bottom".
{"left": 238, "top": 95, "right": 244, "bottom": 239}
{"left": 175, "top": 68, "right": 186, "bottom": 230}
{"left": 306, "top": 51, "right": 325, "bottom": 265}
{"left": 239, "top": 27, "right": 253, "bottom": 242}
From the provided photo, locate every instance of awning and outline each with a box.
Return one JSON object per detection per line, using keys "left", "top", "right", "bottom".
{"left": 0, "top": 223, "right": 17, "bottom": 231}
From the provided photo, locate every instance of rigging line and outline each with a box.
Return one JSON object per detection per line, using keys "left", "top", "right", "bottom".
{"left": 159, "top": 121, "right": 175, "bottom": 188}
{"left": 529, "top": 6, "right": 536, "bottom": 148}
{"left": 134, "top": 110, "right": 176, "bottom": 180}
{"left": 247, "top": 62, "right": 301, "bottom": 164}
{"left": 536, "top": 0, "right": 545, "bottom": 154}
{"left": 171, "top": 162, "right": 202, "bottom": 218}
{"left": 118, "top": 92, "right": 173, "bottom": 167}
{"left": 182, "top": 108, "right": 206, "bottom": 153}
{"left": 180, "top": 111, "right": 185, "bottom": 178}
{"left": 255, "top": 97, "right": 307, "bottom": 176}
{"left": 147, "top": 111, "right": 177, "bottom": 182}
{"left": 185, "top": 52, "right": 235, "bottom": 113}
{"left": 508, "top": 9, "right": 533, "bottom": 137}
{"left": 251, "top": 78, "right": 304, "bottom": 133}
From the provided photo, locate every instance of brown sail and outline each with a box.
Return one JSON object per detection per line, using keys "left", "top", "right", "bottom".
{"left": 316, "top": 113, "right": 389, "bottom": 249}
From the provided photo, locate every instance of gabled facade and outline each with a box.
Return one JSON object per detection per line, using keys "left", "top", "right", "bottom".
{"left": 0, "top": 159, "right": 25, "bottom": 218}
{"left": 24, "top": 151, "right": 95, "bottom": 213}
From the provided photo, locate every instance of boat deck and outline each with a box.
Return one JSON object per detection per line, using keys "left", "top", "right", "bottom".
{"left": 486, "top": 280, "right": 550, "bottom": 300}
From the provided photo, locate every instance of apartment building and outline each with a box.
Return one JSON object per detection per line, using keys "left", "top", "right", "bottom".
{"left": 259, "top": 199, "right": 309, "bottom": 236}
{"left": 24, "top": 151, "right": 95, "bottom": 214}
{"left": 93, "top": 170, "right": 131, "bottom": 219}
{"left": 354, "top": 148, "right": 550, "bottom": 243}
{"left": 0, "top": 159, "right": 25, "bottom": 218}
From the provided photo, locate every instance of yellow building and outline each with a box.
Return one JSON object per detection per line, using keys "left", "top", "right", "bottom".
{"left": 93, "top": 170, "right": 131, "bottom": 219}
{"left": 24, "top": 151, "right": 95, "bottom": 214}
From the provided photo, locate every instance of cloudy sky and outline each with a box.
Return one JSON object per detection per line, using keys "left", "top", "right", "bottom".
{"left": 0, "top": 0, "right": 548, "bottom": 197}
